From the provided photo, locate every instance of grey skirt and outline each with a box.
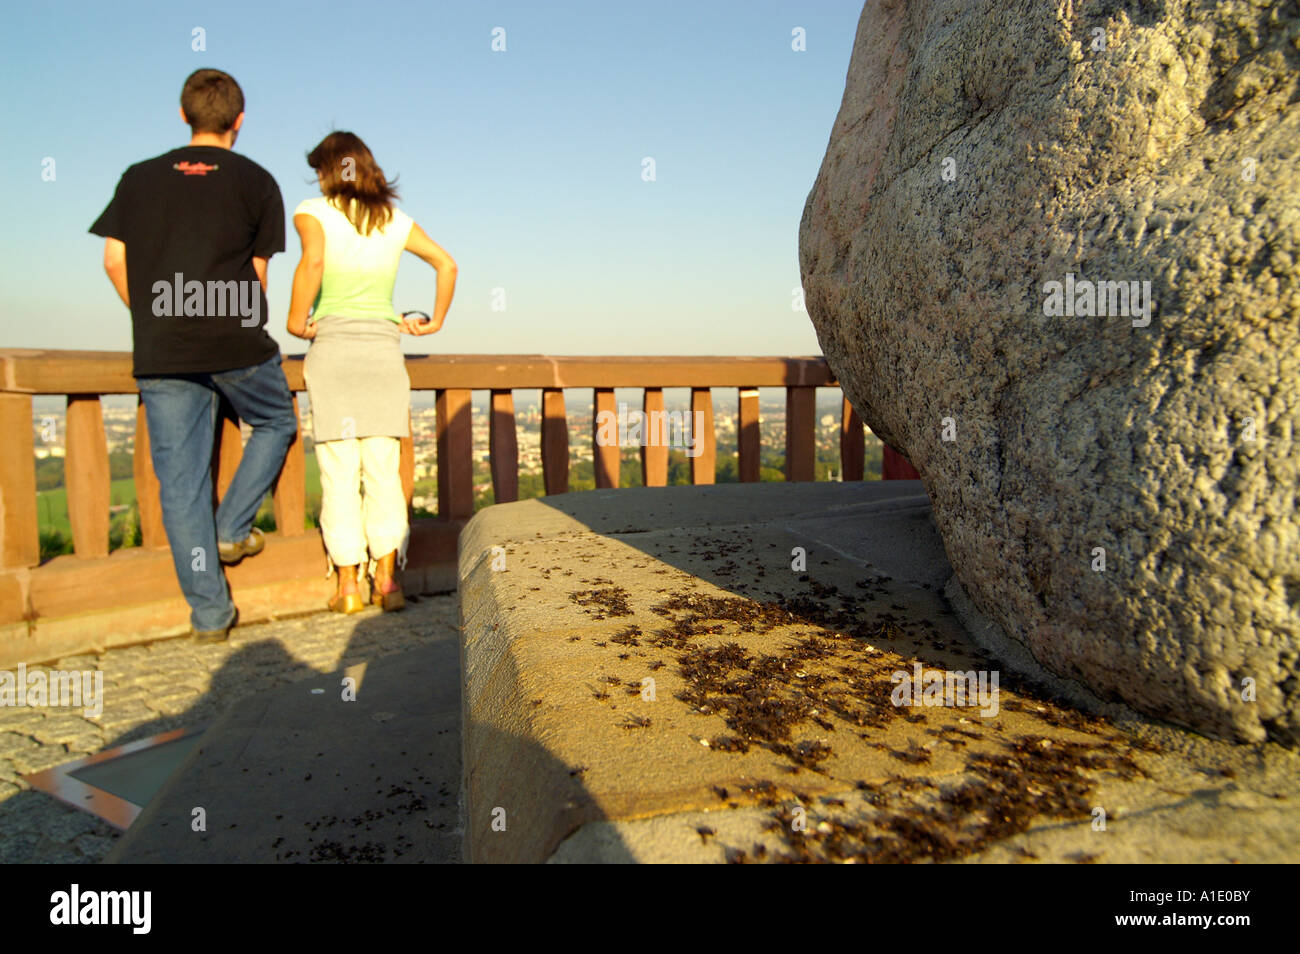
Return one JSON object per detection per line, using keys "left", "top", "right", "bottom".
{"left": 303, "top": 315, "right": 410, "bottom": 442}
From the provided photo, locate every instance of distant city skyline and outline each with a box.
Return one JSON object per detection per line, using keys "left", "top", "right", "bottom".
{"left": 30, "top": 387, "right": 863, "bottom": 455}
{"left": 31, "top": 386, "right": 853, "bottom": 414}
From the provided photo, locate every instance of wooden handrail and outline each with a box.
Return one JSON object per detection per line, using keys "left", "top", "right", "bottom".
{"left": 0, "top": 351, "right": 837, "bottom": 394}
{"left": 0, "top": 349, "right": 913, "bottom": 575}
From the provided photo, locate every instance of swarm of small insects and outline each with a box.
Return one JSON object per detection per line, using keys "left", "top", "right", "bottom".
{"left": 640, "top": 588, "right": 920, "bottom": 774}
{"left": 889, "top": 742, "right": 932, "bottom": 765}
{"left": 568, "top": 586, "right": 633, "bottom": 619}
{"left": 761, "top": 733, "right": 1147, "bottom": 864}
{"left": 611, "top": 625, "right": 642, "bottom": 646}
{"left": 709, "top": 736, "right": 750, "bottom": 753}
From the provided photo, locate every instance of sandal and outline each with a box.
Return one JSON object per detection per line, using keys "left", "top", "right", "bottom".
{"left": 369, "top": 551, "right": 406, "bottom": 612}
{"left": 329, "top": 563, "right": 366, "bottom": 614}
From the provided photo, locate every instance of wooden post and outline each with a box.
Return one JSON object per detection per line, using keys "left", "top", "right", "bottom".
{"left": 133, "top": 400, "right": 167, "bottom": 549}
{"left": 592, "top": 388, "right": 619, "bottom": 489}
{"left": 400, "top": 408, "right": 415, "bottom": 512}
{"left": 840, "top": 395, "right": 865, "bottom": 482}
{"left": 882, "top": 444, "right": 921, "bottom": 480}
{"left": 738, "top": 387, "right": 760, "bottom": 482}
{"left": 690, "top": 387, "right": 716, "bottom": 484}
{"left": 541, "top": 388, "right": 569, "bottom": 495}
{"left": 785, "top": 386, "right": 816, "bottom": 482}
{"left": 436, "top": 388, "right": 474, "bottom": 518}
{"left": 272, "top": 393, "right": 306, "bottom": 536}
{"left": 641, "top": 387, "right": 667, "bottom": 487}
{"left": 0, "top": 392, "right": 39, "bottom": 568}
{"left": 489, "top": 389, "right": 518, "bottom": 504}
{"left": 66, "top": 394, "right": 110, "bottom": 558}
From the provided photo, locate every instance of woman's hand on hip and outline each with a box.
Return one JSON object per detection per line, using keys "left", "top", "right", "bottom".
{"left": 400, "top": 315, "right": 443, "bottom": 335}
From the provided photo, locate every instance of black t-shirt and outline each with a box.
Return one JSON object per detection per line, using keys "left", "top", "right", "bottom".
{"left": 90, "top": 146, "right": 285, "bottom": 376}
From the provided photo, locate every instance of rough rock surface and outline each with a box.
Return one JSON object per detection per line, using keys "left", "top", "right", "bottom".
{"left": 799, "top": 0, "right": 1300, "bottom": 743}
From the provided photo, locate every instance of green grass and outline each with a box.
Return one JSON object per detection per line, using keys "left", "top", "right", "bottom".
{"left": 36, "top": 477, "right": 139, "bottom": 538}
{"left": 36, "top": 454, "right": 325, "bottom": 557}
{"left": 303, "top": 452, "right": 321, "bottom": 497}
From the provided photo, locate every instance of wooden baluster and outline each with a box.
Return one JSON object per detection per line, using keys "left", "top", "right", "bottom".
{"left": 212, "top": 396, "right": 243, "bottom": 504}
{"left": 400, "top": 408, "right": 415, "bottom": 512}
{"left": 437, "top": 389, "right": 474, "bottom": 518}
{"left": 540, "top": 388, "right": 569, "bottom": 495}
{"left": 273, "top": 393, "right": 306, "bottom": 536}
{"left": 489, "top": 389, "right": 519, "bottom": 504}
{"left": 641, "top": 387, "right": 667, "bottom": 487}
{"left": 840, "top": 394, "right": 865, "bottom": 482}
{"left": 66, "top": 394, "right": 110, "bottom": 558}
{"left": 690, "top": 387, "right": 716, "bottom": 485}
{"left": 785, "top": 386, "right": 816, "bottom": 482}
{"left": 738, "top": 387, "right": 760, "bottom": 482}
{"left": 882, "top": 444, "right": 921, "bottom": 480}
{"left": 133, "top": 400, "right": 167, "bottom": 548}
{"left": 592, "top": 388, "right": 619, "bottom": 489}
{"left": 0, "top": 392, "right": 39, "bottom": 568}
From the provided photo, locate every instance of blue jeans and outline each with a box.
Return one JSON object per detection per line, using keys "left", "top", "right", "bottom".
{"left": 136, "top": 354, "right": 298, "bottom": 632}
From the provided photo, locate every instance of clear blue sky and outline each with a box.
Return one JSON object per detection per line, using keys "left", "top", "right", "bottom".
{"left": 2, "top": 0, "right": 862, "bottom": 359}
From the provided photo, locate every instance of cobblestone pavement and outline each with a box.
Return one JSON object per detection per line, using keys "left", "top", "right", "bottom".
{"left": 0, "top": 594, "right": 460, "bottom": 863}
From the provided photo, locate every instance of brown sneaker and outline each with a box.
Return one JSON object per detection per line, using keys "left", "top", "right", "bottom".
{"left": 219, "top": 527, "right": 266, "bottom": 565}
{"left": 194, "top": 608, "right": 239, "bottom": 643}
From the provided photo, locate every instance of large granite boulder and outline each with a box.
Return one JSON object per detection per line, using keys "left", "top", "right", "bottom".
{"left": 799, "top": 0, "right": 1300, "bottom": 743}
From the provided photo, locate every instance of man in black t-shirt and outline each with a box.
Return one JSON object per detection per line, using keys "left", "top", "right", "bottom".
{"left": 90, "top": 69, "right": 298, "bottom": 641}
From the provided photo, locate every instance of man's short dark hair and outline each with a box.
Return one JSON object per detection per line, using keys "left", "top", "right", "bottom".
{"left": 180, "top": 69, "right": 244, "bottom": 134}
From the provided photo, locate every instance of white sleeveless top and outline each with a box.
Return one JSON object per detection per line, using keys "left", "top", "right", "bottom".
{"left": 294, "top": 196, "right": 415, "bottom": 322}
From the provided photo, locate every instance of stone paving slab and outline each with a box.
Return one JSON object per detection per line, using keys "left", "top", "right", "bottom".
{"left": 0, "top": 594, "right": 459, "bottom": 863}
{"left": 459, "top": 482, "right": 1300, "bottom": 863}
{"left": 107, "top": 642, "right": 461, "bottom": 864}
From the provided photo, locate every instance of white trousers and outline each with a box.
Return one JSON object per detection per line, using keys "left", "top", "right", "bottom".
{"left": 316, "top": 436, "right": 409, "bottom": 570}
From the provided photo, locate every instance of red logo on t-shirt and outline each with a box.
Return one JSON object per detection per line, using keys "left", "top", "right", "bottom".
{"left": 173, "top": 161, "right": 219, "bottom": 176}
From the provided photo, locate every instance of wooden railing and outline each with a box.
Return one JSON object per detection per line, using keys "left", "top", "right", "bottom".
{"left": 0, "top": 350, "right": 915, "bottom": 663}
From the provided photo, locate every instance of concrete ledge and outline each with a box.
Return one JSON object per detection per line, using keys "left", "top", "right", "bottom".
{"left": 459, "top": 482, "right": 1300, "bottom": 864}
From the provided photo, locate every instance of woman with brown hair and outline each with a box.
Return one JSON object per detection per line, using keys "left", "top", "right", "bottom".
{"left": 287, "top": 131, "right": 457, "bottom": 613}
